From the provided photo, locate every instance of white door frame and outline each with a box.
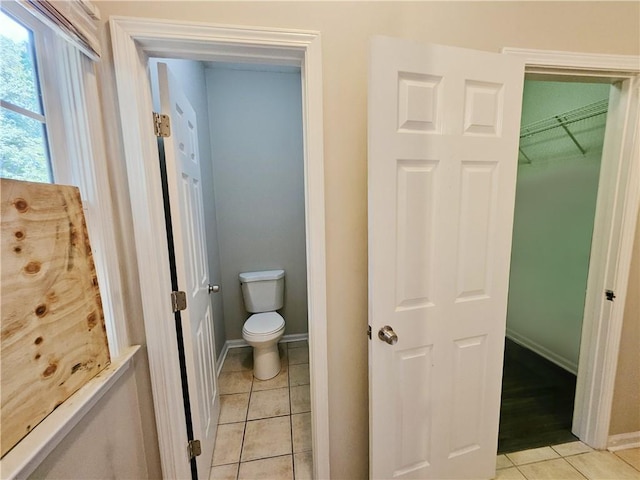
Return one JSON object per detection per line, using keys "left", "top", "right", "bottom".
{"left": 109, "top": 17, "right": 329, "bottom": 479}
{"left": 502, "top": 48, "right": 640, "bottom": 449}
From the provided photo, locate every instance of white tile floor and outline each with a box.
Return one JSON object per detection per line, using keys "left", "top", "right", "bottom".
{"left": 210, "top": 341, "right": 311, "bottom": 480}
{"left": 211, "top": 344, "right": 640, "bottom": 480}
{"left": 495, "top": 443, "right": 640, "bottom": 480}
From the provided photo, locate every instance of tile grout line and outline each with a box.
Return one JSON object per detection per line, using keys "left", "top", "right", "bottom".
{"left": 562, "top": 458, "right": 591, "bottom": 480}
{"left": 499, "top": 445, "right": 640, "bottom": 480}
{"left": 215, "top": 344, "right": 310, "bottom": 479}
{"left": 243, "top": 357, "right": 252, "bottom": 476}
{"left": 512, "top": 457, "right": 588, "bottom": 480}
{"left": 288, "top": 343, "right": 296, "bottom": 479}
{"left": 612, "top": 450, "right": 640, "bottom": 472}
{"left": 560, "top": 457, "right": 587, "bottom": 480}
{"left": 513, "top": 464, "right": 526, "bottom": 479}
{"left": 212, "top": 354, "right": 244, "bottom": 477}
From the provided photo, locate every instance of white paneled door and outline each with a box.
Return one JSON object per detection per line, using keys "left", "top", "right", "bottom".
{"left": 368, "top": 37, "right": 525, "bottom": 479}
{"left": 157, "top": 62, "right": 219, "bottom": 479}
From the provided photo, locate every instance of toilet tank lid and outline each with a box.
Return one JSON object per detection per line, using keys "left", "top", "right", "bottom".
{"left": 239, "top": 269, "right": 285, "bottom": 283}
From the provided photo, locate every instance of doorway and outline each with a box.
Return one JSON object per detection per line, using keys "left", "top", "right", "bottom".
{"left": 148, "top": 57, "right": 311, "bottom": 478}
{"left": 499, "top": 79, "right": 610, "bottom": 454}
{"left": 367, "top": 38, "right": 639, "bottom": 479}
{"left": 109, "top": 18, "right": 329, "bottom": 480}
{"left": 500, "top": 48, "right": 640, "bottom": 453}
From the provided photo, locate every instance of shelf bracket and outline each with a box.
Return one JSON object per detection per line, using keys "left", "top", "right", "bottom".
{"left": 555, "top": 116, "right": 586, "bottom": 155}
{"left": 519, "top": 147, "right": 533, "bottom": 164}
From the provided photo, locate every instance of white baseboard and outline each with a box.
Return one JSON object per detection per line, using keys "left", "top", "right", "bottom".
{"left": 216, "top": 342, "right": 230, "bottom": 377}
{"left": 506, "top": 328, "right": 578, "bottom": 374}
{"left": 608, "top": 431, "right": 640, "bottom": 451}
{"left": 279, "top": 333, "right": 309, "bottom": 344}
{"left": 216, "top": 333, "right": 309, "bottom": 377}
{"left": 225, "top": 339, "right": 249, "bottom": 349}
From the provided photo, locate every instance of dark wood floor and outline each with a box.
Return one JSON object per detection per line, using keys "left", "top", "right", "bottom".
{"left": 498, "top": 338, "right": 578, "bottom": 454}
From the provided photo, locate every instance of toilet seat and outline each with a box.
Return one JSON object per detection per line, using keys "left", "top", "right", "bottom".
{"left": 241, "top": 312, "right": 285, "bottom": 380}
{"left": 242, "top": 312, "right": 285, "bottom": 337}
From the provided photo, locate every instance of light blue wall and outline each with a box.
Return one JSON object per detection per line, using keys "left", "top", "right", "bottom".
{"left": 148, "top": 58, "right": 227, "bottom": 358}
{"left": 206, "top": 65, "right": 307, "bottom": 340}
{"left": 507, "top": 80, "right": 610, "bottom": 372}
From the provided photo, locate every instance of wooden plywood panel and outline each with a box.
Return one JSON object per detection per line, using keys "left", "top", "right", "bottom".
{"left": 1, "top": 179, "right": 110, "bottom": 457}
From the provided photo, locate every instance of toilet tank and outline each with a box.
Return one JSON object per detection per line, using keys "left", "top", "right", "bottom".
{"left": 239, "top": 269, "right": 285, "bottom": 313}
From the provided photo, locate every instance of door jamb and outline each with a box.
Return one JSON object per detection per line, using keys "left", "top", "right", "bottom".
{"left": 109, "top": 17, "right": 329, "bottom": 479}
{"left": 502, "top": 47, "right": 640, "bottom": 449}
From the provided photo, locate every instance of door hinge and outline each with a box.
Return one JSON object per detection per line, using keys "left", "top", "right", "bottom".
{"left": 188, "top": 439, "right": 201, "bottom": 460}
{"left": 605, "top": 289, "right": 616, "bottom": 302}
{"left": 153, "top": 112, "right": 171, "bottom": 137}
{"left": 367, "top": 325, "right": 372, "bottom": 339}
{"left": 171, "top": 291, "right": 187, "bottom": 312}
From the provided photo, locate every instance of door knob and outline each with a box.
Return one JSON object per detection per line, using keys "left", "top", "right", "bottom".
{"left": 208, "top": 284, "right": 220, "bottom": 294}
{"left": 378, "top": 325, "right": 398, "bottom": 345}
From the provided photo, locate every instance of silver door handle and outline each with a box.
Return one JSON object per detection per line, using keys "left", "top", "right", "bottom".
{"left": 378, "top": 325, "right": 398, "bottom": 345}
{"left": 208, "top": 284, "right": 220, "bottom": 294}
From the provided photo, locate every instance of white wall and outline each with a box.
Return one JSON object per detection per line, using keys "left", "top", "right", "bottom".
{"left": 29, "top": 363, "right": 152, "bottom": 479}
{"left": 506, "top": 81, "right": 610, "bottom": 372}
{"left": 67, "top": 2, "right": 639, "bottom": 478}
{"left": 205, "top": 65, "right": 308, "bottom": 340}
{"left": 147, "top": 59, "right": 308, "bottom": 351}
{"left": 610, "top": 209, "right": 640, "bottom": 435}
{"left": 148, "top": 58, "right": 227, "bottom": 358}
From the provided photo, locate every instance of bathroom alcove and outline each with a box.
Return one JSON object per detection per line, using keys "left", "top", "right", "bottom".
{"left": 149, "top": 58, "right": 309, "bottom": 361}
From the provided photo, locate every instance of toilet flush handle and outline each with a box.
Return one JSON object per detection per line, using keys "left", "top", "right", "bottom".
{"left": 208, "top": 284, "right": 220, "bottom": 294}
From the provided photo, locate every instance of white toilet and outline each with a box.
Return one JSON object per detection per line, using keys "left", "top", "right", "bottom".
{"left": 239, "top": 269, "right": 286, "bottom": 380}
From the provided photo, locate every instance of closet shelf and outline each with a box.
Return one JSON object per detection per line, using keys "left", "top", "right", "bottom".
{"left": 519, "top": 99, "right": 608, "bottom": 164}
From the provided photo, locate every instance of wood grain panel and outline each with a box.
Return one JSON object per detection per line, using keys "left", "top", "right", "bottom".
{"left": 1, "top": 179, "right": 110, "bottom": 457}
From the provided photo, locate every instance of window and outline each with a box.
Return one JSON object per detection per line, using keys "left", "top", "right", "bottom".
{"left": 0, "top": 0, "right": 137, "bottom": 478}
{"left": 0, "top": 10, "right": 52, "bottom": 183}
{"left": 1, "top": 2, "right": 133, "bottom": 475}
{"left": 0, "top": 1, "right": 128, "bottom": 356}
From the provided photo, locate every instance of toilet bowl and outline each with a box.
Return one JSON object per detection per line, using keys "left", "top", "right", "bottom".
{"left": 242, "top": 312, "right": 285, "bottom": 380}
{"left": 239, "top": 270, "right": 286, "bottom": 380}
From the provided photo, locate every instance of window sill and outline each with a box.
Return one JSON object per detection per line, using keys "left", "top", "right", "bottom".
{"left": 0, "top": 345, "right": 141, "bottom": 480}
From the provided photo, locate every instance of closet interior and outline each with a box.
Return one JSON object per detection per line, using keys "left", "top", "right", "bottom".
{"left": 499, "top": 79, "right": 610, "bottom": 454}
